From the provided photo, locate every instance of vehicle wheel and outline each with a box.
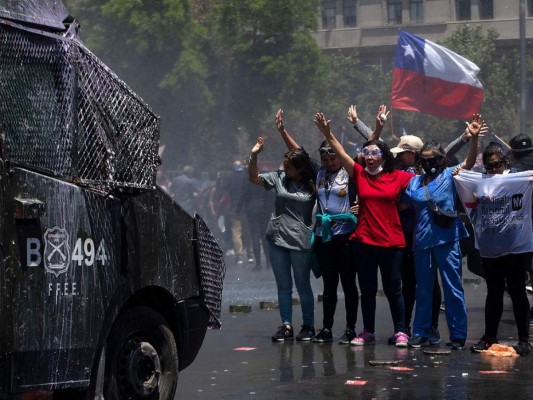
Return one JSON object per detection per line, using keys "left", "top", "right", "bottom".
{"left": 104, "top": 307, "right": 178, "bottom": 400}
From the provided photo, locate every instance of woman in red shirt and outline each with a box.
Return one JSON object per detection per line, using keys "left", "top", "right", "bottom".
{"left": 314, "top": 112, "right": 414, "bottom": 347}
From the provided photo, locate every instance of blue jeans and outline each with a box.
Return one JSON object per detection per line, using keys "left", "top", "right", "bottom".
{"left": 269, "top": 242, "right": 314, "bottom": 327}
{"left": 413, "top": 241, "right": 467, "bottom": 341}
{"left": 356, "top": 242, "right": 406, "bottom": 334}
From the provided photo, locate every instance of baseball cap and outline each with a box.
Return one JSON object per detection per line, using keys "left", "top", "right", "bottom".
{"left": 509, "top": 134, "right": 533, "bottom": 152}
{"left": 390, "top": 135, "right": 424, "bottom": 154}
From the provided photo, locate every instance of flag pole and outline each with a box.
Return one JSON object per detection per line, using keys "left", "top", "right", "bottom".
{"left": 390, "top": 108, "right": 399, "bottom": 141}
{"left": 520, "top": 0, "right": 527, "bottom": 134}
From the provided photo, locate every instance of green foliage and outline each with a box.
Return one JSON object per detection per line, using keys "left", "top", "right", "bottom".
{"left": 441, "top": 25, "right": 520, "bottom": 141}
{"left": 60, "top": 2, "right": 528, "bottom": 171}
{"left": 63, "top": 0, "right": 327, "bottom": 171}
{"left": 361, "top": 25, "right": 524, "bottom": 151}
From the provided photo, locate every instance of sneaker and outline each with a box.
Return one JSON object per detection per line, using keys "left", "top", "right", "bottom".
{"left": 350, "top": 330, "right": 376, "bottom": 346}
{"left": 272, "top": 325, "right": 294, "bottom": 342}
{"left": 446, "top": 339, "right": 466, "bottom": 350}
{"left": 248, "top": 258, "right": 254, "bottom": 263}
{"left": 429, "top": 327, "right": 441, "bottom": 346}
{"left": 296, "top": 325, "right": 315, "bottom": 341}
{"left": 338, "top": 329, "right": 356, "bottom": 344}
{"left": 408, "top": 335, "right": 430, "bottom": 348}
{"left": 471, "top": 335, "right": 497, "bottom": 353}
{"left": 311, "top": 328, "right": 333, "bottom": 343}
{"left": 513, "top": 341, "right": 531, "bottom": 356}
{"left": 526, "top": 274, "right": 532, "bottom": 293}
{"left": 388, "top": 328, "right": 412, "bottom": 345}
{"left": 395, "top": 332, "right": 409, "bottom": 348}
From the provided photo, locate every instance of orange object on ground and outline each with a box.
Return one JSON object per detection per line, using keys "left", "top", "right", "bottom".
{"left": 482, "top": 343, "right": 519, "bottom": 357}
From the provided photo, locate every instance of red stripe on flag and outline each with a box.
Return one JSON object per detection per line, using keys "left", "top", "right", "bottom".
{"left": 391, "top": 68, "right": 483, "bottom": 120}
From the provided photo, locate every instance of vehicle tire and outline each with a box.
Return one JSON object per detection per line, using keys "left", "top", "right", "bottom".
{"left": 104, "top": 307, "right": 178, "bottom": 400}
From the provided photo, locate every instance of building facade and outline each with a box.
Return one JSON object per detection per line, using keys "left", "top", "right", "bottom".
{"left": 314, "top": 0, "right": 532, "bottom": 53}
{"left": 313, "top": 0, "right": 532, "bottom": 124}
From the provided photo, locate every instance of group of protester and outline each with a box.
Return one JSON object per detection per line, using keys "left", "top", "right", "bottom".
{"left": 247, "top": 105, "right": 533, "bottom": 356}
{"left": 159, "top": 161, "right": 274, "bottom": 269}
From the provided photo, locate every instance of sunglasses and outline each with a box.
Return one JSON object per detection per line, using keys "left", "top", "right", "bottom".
{"left": 361, "top": 147, "right": 382, "bottom": 158}
{"left": 319, "top": 147, "right": 335, "bottom": 156}
{"left": 484, "top": 160, "right": 505, "bottom": 170}
{"left": 420, "top": 156, "right": 443, "bottom": 161}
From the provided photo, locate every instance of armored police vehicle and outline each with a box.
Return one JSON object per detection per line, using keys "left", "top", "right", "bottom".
{"left": 0, "top": 1, "right": 225, "bottom": 399}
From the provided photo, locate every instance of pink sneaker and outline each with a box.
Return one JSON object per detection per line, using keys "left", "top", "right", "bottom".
{"left": 350, "top": 330, "right": 376, "bottom": 346}
{"left": 395, "top": 332, "right": 409, "bottom": 348}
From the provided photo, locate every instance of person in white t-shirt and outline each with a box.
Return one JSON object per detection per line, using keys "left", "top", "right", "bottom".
{"left": 454, "top": 142, "right": 533, "bottom": 356}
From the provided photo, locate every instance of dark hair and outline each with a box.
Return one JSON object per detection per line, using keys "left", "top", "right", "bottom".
{"left": 420, "top": 140, "right": 446, "bottom": 158}
{"left": 420, "top": 140, "right": 447, "bottom": 173}
{"left": 482, "top": 142, "right": 508, "bottom": 165}
{"left": 361, "top": 139, "right": 395, "bottom": 173}
{"left": 318, "top": 139, "right": 329, "bottom": 150}
{"left": 284, "top": 147, "right": 316, "bottom": 194}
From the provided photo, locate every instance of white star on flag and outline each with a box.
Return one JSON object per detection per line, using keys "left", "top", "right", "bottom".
{"left": 402, "top": 44, "right": 415, "bottom": 59}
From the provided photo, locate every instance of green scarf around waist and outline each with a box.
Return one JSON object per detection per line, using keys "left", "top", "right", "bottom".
{"left": 315, "top": 212, "right": 358, "bottom": 243}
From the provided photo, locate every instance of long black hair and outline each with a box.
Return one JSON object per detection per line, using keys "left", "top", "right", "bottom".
{"left": 284, "top": 147, "right": 316, "bottom": 195}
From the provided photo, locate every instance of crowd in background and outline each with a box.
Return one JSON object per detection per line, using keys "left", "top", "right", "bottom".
{"left": 157, "top": 160, "right": 275, "bottom": 270}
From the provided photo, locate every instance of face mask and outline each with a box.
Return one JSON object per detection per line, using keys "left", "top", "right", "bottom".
{"left": 421, "top": 157, "right": 442, "bottom": 176}
{"left": 365, "top": 165, "right": 383, "bottom": 175}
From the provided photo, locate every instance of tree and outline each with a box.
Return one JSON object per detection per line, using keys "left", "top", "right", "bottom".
{"left": 442, "top": 25, "right": 520, "bottom": 140}
{"left": 63, "top": 0, "right": 328, "bottom": 171}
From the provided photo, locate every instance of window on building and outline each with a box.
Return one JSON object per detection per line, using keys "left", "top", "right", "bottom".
{"left": 387, "top": 0, "right": 402, "bottom": 24}
{"left": 343, "top": 0, "right": 357, "bottom": 27}
{"left": 322, "top": 0, "right": 336, "bottom": 29}
{"left": 456, "top": 0, "right": 471, "bottom": 21}
{"left": 409, "top": 0, "right": 423, "bottom": 23}
{"left": 528, "top": 0, "right": 533, "bottom": 17}
{"left": 479, "top": 0, "right": 493, "bottom": 19}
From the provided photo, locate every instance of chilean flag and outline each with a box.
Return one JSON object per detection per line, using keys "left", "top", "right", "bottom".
{"left": 391, "top": 31, "right": 483, "bottom": 120}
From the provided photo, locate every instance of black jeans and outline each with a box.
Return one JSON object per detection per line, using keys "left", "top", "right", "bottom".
{"left": 314, "top": 235, "right": 358, "bottom": 331}
{"left": 482, "top": 253, "right": 531, "bottom": 341}
{"left": 355, "top": 241, "right": 406, "bottom": 334}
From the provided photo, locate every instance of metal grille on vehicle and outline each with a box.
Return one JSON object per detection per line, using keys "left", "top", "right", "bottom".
{"left": 195, "top": 215, "right": 225, "bottom": 329}
{"left": 0, "top": 22, "right": 159, "bottom": 190}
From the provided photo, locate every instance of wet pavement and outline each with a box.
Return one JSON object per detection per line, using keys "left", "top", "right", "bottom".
{"left": 176, "top": 256, "right": 533, "bottom": 399}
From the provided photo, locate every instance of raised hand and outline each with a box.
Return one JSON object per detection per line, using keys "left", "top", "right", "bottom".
{"left": 275, "top": 109, "right": 285, "bottom": 133}
{"left": 314, "top": 112, "right": 331, "bottom": 137}
{"left": 347, "top": 105, "right": 358, "bottom": 124}
{"left": 465, "top": 113, "right": 485, "bottom": 138}
{"left": 251, "top": 137, "right": 264, "bottom": 156}
{"left": 375, "top": 104, "right": 390, "bottom": 128}
{"left": 463, "top": 113, "right": 487, "bottom": 139}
